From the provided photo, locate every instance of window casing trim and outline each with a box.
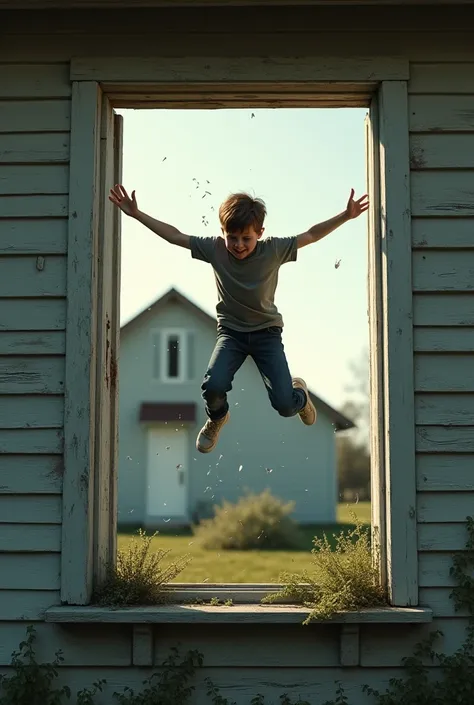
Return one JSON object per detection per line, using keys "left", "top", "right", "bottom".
{"left": 62, "top": 60, "right": 416, "bottom": 610}
{"left": 45, "top": 603, "right": 432, "bottom": 625}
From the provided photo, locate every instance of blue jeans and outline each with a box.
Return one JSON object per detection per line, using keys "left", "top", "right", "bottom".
{"left": 201, "top": 325, "right": 307, "bottom": 421}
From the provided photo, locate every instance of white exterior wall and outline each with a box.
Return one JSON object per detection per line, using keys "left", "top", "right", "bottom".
{"left": 0, "top": 62, "right": 69, "bottom": 623}
{"left": 0, "top": 4, "right": 473, "bottom": 703}
{"left": 409, "top": 62, "right": 474, "bottom": 622}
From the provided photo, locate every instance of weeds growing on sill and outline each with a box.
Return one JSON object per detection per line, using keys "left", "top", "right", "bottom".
{"left": 93, "top": 529, "right": 191, "bottom": 607}
{"left": 263, "top": 516, "right": 386, "bottom": 623}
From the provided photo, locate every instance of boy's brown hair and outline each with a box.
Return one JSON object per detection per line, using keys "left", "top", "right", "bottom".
{"left": 219, "top": 193, "right": 267, "bottom": 234}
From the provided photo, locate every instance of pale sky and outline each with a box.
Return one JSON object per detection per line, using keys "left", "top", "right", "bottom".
{"left": 118, "top": 107, "right": 369, "bottom": 411}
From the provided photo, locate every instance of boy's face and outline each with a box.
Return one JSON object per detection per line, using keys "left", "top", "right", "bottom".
{"left": 221, "top": 225, "right": 264, "bottom": 260}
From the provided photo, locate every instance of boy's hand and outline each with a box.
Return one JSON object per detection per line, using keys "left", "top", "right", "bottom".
{"left": 346, "top": 189, "right": 369, "bottom": 219}
{"left": 109, "top": 184, "right": 139, "bottom": 218}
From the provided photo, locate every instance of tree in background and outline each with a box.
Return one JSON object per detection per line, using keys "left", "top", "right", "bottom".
{"left": 337, "top": 347, "right": 371, "bottom": 501}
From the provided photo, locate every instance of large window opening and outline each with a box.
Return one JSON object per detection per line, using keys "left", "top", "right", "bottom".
{"left": 116, "top": 106, "right": 371, "bottom": 585}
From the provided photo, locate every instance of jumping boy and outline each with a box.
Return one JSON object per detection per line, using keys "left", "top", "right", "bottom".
{"left": 110, "top": 186, "right": 369, "bottom": 454}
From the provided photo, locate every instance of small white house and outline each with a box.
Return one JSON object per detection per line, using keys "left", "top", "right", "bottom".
{"left": 118, "top": 288, "right": 353, "bottom": 528}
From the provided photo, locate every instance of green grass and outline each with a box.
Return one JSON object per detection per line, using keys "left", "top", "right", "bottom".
{"left": 337, "top": 500, "right": 371, "bottom": 525}
{"left": 117, "top": 501, "right": 371, "bottom": 583}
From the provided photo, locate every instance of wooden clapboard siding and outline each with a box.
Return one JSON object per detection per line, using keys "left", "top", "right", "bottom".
{"left": 361, "top": 619, "right": 470, "bottom": 666}
{"left": 153, "top": 625, "right": 342, "bottom": 668}
{"left": 0, "top": 554, "right": 60, "bottom": 589}
{"left": 0, "top": 665, "right": 403, "bottom": 704}
{"left": 414, "top": 328, "right": 474, "bottom": 353}
{"left": 414, "top": 354, "right": 474, "bottom": 392}
{"left": 0, "top": 63, "right": 69, "bottom": 621}
{"left": 0, "top": 525, "right": 61, "bottom": 552}
{"left": 1, "top": 455, "right": 63, "bottom": 493}
{"left": 413, "top": 293, "right": 474, "bottom": 326}
{"left": 0, "top": 495, "right": 62, "bottom": 523}
{"left": 0, "top": 64, "right": 71, "bottom": 98}
{"left": 0, "top": 591, "right": 62, "bottom": 621}
{"left": 410, "top": 134, "right": 474, "bottom": 171}
{"left": 0, "top": 623, "right": 131, "bottom": 664}
{"left": 415, "top": 394, "right": 474, "bottom": 426}
{"left": 2, "top": 30, "right": 474, "bottom": 63}
{"left": 2, "top": 4, "right": 474, "bottom": 63}
{"left": 0, "top": 357, "right": 65, "bottom": 394}
{"left": 0, "top": 395, "right": 65, "bottom": 427}
{"left": 0, "top": 256, "right": 67, "bottom": 297}
{"left": 419, "top": 588, "right": 470, "bottom": 618}
{"left": 418, "top": 523, "right": 472, "bottom": 551}
{"left": 0, "top": 14, "right": 473, "bottom": 697}
{"left": 0, "top": 428, "right": 63, "bottom": 454}
{"left": 412, "top": 250, "right": 474, "bottom": 292}
{"left": 412, "top": 219, "right": 474, "bottom": 250}
{"left": 0, "top": 134, "right": 70, "bottom": 165}
{"left": 1, "top": 299, "right": 67, "bottom": 331}
{"left": 416, "top": 427, "right": 474, "bottom": 453}
{"left": 0, "top": 195, "right": 68, "bottom": 218}
{"left": 418, "top": 493, "right": 474, "bottom": 523}
{"left": 0, "top": 165, "right": 69, "bottom": 195}
{"left": 411, "top": 171, "right": 474, "bottom": 217}
{"left": 409, "top": 61, "right": 474, "bottom": 631}
{"left": 416, "top": 454, "right": 474, "bottom": 491}
{"left": 409, "top": 96, "right": 474, "bottom": 133}
{"left": 0, "top": 220, "right": 68, "bottom": 255}
{"left": 0, "top": 332, "right": 66, "bottom": 356}
{"left": 0, "top": 101, "right": 71, "bottom": 132}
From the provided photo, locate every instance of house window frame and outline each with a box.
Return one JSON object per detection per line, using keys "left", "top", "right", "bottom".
{"left": 61, "top": 56, "right": 418, "bottom": 610}
{"left": 159, "top": 327, "right": 188, "bottom": 383}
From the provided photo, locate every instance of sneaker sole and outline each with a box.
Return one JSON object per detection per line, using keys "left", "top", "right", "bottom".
{"left": 292, "top": 377, "right": 317, "bottom": 426}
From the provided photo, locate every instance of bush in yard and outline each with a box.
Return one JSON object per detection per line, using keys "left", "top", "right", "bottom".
{"left": 193, "top": 489, "right": 303, "bottom": 550}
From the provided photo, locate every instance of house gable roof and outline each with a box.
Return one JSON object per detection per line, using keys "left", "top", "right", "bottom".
{"left": 121, "top": 287, "right": 355, "bottom": 431}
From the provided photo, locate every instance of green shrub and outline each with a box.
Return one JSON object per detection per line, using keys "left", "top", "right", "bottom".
{"left": 264, "top": 517, "right": 386, "bottom": 623}
{"left": 93, "top": 529, "right": 190, "bottom": 606}
{"left": 0, "top": 625, "right": 71, "bottom": 705}
{"left": 114, "top": 647, "right": 203, "bottom": 705}
{"left": 194, "top": 489, "right": 303, "bottom": 550}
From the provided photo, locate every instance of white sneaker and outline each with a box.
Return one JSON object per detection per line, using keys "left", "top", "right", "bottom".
{"left": 196, "top": 412, "right": 230, "bottom": 453}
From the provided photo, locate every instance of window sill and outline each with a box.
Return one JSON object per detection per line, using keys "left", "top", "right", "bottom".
{"left": 45, "top": 604, "right": 433, "bottom": 625}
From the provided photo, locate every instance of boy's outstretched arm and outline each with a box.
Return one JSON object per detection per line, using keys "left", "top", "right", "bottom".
{"left": 296, "top": 189, "right": 369, "bottom": 250}
{"left": 109, "top": 184, "right": 191, "bottom": 249}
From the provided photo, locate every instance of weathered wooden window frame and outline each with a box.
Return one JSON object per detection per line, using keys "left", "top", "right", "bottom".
{"left": 61, "top": 56, "right": 418, "bottom": 611}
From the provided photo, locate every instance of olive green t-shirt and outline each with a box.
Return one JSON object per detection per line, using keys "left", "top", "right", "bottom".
{"left": 189, "top": 235, "right": 298, "bottom": 332}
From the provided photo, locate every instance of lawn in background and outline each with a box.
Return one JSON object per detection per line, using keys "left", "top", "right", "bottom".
{"left": 117, "top": 501, "right": 371, "bottom": 583}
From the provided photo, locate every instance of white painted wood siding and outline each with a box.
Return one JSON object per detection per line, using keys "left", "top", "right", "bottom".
{"left": 0, "top": 64, "right": 70, "bottom": 624}
{"left": 0, "top": 6, "right": 473, "bottom": 701}
{"left": 409, "top": 63, "right": 474, "bottom": 625}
